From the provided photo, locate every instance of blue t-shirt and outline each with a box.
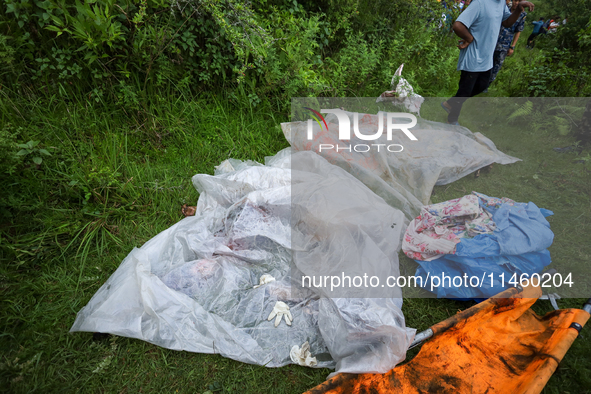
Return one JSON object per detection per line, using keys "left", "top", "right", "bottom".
{"left": 532, "top": 20, "right": 544, "bottom": 33}
{"left": 456, "top": 0, "right": 512, "bottom": 72}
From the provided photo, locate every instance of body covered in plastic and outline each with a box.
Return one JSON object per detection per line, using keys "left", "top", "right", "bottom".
{"left": 282, "top": 111, "right": 520, "bottom": 220}
{"left": 70, "top": 149, "right": 415, "bottom": 374}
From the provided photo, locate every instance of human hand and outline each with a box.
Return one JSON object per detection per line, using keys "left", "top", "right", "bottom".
{"left": 508, "top": 48, "right": 515, "bottom": 56}
{"left": 268, "top": 301, "right": 292, "bottom": 327}
{"left": 517, "top": 1, "right": 534, "bottom": 12}
{"left": 457, "top": 39, "right": 471, "bottom": 49}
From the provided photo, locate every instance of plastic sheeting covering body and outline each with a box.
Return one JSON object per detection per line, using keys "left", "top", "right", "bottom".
{"left": 281, "top": 111, "right": 520, "bottom": 220}
{"left": 71, "top": 110, "right": 522, "bottom": 375}
{"left": 71, "top": 150, "right": 415, "bottom": 374}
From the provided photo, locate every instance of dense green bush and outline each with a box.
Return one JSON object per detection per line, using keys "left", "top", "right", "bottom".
{"left": 0, "top": 0, "right": 465, "bottom": 266}
{"left": 0, "top": 0, "right": 461, "bottom": 104}
{"left": 497, "top": 0, "right": 591, "bottom": 97}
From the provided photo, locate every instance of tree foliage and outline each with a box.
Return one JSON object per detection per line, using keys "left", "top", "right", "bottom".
{"left": 1, "top": 0, "right": 463, "bottom": 103}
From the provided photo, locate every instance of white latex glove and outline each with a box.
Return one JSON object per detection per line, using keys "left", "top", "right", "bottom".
{"left": 290, "top": 341, "right": 317, "bottom": 367}
{"left": 253, "top": 274, "right": 275, "bottom": 289}
{"left": 267, "top": 301, "right": 292, "bottom": 327}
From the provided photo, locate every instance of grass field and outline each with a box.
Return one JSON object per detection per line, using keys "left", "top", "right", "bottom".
{"left": 1, "top": 88, "right": 590, "bottom": 393}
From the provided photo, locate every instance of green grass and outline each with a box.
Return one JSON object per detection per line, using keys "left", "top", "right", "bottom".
{"left": 1, "top": 90, "right": 590, "bottom": 393}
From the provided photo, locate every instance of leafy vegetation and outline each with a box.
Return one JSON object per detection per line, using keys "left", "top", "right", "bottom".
{"left": 490, "top": 0, "right": 591, "bottom": 97}
{"left": 0, "top": 0, "right": 462, "bottom": 103}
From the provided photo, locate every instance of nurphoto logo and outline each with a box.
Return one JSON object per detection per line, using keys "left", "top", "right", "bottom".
{"left": 304, "top": 108, "right": 418, "bottom": 153}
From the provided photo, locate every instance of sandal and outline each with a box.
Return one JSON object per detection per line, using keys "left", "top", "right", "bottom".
{"left": 441, "top": 101, "right": 452, "bottom": 114}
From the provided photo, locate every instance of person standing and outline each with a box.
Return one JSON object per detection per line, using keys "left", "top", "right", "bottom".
{"left": 441, "top": 0, "right": 535, "bottom": 125}
{"left": 487, "top": 0, "right": 527, "bottom": 90}
{"left": 548, "top": 18, "right": 559, "bottom": 33}
{"left": 526, "top": 17, "right": 545, "bottom": 47}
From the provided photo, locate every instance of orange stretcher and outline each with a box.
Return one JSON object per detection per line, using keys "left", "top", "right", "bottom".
{"left": 305, "top": 284, "right": 590, "bottom": 394}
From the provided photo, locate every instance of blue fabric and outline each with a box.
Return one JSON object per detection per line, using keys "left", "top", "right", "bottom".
{"left": 532, "top": 20, "right": 544, "bottom": 34}
{"left": 456, "top": 0, "right": 512, "bottom": 72}
{"left": 414, "top": 194, "right": 554, "bottom": 300}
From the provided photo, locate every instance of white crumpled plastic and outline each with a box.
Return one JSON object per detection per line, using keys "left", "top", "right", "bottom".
{"left": 376, "top": 64, "right": 425, "bottom": 114}
{"left": 71, "top": 149, "right": 415, "bottom": 374}
{"left": 70, "top": 103, "right": 521, "bottom": 375}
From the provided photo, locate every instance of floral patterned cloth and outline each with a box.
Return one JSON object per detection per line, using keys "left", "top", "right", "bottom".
{"left": 402, "top": 193, "right": 498, "bottom": 261}
{"left": 473, "top": 191, "right": 516, "bottom": 209}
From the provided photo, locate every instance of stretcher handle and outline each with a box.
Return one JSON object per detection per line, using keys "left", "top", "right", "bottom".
{"left": 408, "top": 286, "right": 526, "bottom": 351}
{"left": 408, "top": 328, "right": 433, "bottom": 350}
{"left": 545, "top": 269, "right": 591, "bottom": 314}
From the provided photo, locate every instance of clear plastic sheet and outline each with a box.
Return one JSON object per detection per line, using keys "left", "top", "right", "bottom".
{"left": 70, "top": 149, "right": 415, "bottom": 374}
{"left": 375, "top": 64, "right": 425, "bottom": 115}
{"left": 71, "top": 105, "right": 523, "bottom": 374}
{"left": 282, "top": 110, "right": 520, "bottom": 220}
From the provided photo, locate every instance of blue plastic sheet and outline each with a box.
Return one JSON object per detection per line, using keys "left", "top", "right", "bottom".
{"left": 414, "top": 193, "right": 554, "bottom": 299}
